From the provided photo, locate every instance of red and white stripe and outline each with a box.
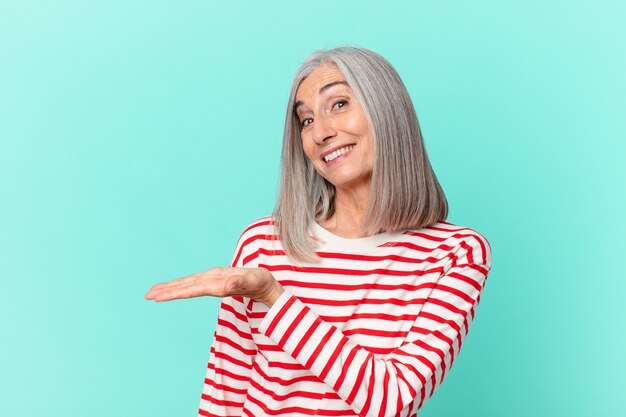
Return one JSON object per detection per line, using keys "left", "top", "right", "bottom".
{"left": 198, "top": 216, "right": 492, "bottom": 417}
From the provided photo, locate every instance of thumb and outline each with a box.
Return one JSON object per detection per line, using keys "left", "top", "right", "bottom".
{"left": 224, "top": 275, "right": 242, "bottom": 293}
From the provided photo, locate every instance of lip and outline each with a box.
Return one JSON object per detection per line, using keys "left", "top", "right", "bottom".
{"left": 320, "top": 144, "right": 356, "bottom": 161}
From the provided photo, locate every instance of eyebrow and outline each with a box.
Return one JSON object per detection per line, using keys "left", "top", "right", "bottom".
{"left": 294, "top": 81, "right": 350, "bottom": 112}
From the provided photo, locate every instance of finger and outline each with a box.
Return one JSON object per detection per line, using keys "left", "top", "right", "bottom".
{"left": 152, "top": 285, "right": 209, "bottom": 301}
{"left": 145, "top": 273, "right": 219, "bottom": 300}
{"left": 148, "top": 272, "right": 203, "bottom": 291}
{"left": 150, "top": 273, "right": 247, "bottom": 302}
{"left": 147, "top": 267, "right": 225, "bottom": 292}
{"left": 151, "top": 277, "right": 230, "bottom": 301}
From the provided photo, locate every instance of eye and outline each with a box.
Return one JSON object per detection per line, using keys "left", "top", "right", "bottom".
{"left": 300, "top": 118, "right": 313, "bottom": 129}
{"left": 333, "top": 99, "right": 348, "bottom": 110}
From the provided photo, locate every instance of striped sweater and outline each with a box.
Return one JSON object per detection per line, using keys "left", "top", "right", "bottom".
{"left": 198, "top": 216, "right": 493, "bottom": 417}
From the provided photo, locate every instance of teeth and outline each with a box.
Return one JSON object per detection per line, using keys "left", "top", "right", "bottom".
{"left": 324, "top": 145, "right": 354, "bottom": 163}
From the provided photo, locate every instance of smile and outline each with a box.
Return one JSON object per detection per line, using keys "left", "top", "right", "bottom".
{"left": 323, "top": 145, "right": 355, "bottom": 163}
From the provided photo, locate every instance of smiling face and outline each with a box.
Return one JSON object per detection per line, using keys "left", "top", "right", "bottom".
{"left": 295, "top": 63, "right": 374, "bottom": 193}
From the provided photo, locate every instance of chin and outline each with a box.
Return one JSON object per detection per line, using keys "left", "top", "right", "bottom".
{"left": 328, "top": 176, "right": 370, "bottom": 190}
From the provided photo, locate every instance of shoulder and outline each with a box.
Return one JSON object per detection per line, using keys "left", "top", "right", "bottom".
{"left": 230, "top": 215, "right": 277, "bottom": 267}
{"left": 405, "top": 220, "right": 492, "bottom": 268}
{"left": 235, "top": 215, "right": 277, "bottom": 241}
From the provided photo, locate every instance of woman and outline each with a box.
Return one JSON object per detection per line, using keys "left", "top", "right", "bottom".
{"left": 145, "top": 46, "right": 493, "bottom": 417}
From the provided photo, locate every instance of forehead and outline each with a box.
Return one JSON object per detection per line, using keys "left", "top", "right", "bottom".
{"left": 295, "top": 63, "right": 349, "bottom": 101}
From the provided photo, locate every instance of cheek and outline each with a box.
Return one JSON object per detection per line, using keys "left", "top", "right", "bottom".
{"left": 362, "top": 137, "right": 375, "bottom": 167}
{"left": 301, "top": 138, "right": 317, "bottom": 163}
{"left": 344, "top": 105, "right": 371, "bottom": 132}
{"left": 344, "top": 115, "right": 367, "bottom": 133}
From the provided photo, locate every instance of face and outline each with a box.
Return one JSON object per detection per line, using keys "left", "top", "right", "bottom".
{"left": 294, "top": 63, "right": 374, "bottom": 192}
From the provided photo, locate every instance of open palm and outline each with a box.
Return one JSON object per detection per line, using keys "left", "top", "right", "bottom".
{"left": 144, "top": 267, "right": 284, "bottom": 307}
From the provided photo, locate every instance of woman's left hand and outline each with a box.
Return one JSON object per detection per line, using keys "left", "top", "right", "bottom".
{"left": 144, "top": 267, "right": 285, "bottom": 308}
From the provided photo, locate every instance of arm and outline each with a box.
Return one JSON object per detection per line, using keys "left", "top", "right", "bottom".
{"left": 198, "top": 236, "right": 258, "bottom": 416}
{"left": 198, "top": 296, "right": 256, "bottom": 416}
{"left": 258, "top": 234, "right": 492, "bottom": 417}
{"left": 144, "top": 217, "right": 275, "bottom": 415}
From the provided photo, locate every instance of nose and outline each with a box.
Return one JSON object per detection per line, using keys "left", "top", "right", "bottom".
{"left": 312, "top": 113, "right": 336, "bottom": 144}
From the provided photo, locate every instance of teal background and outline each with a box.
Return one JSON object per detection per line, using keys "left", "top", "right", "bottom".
{"left": 1, "top": 1, "right": 624, "bottom": 416}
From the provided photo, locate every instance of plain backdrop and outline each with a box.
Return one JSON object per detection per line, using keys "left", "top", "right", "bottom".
{"left": 1, "top": 1, "right": 625, "bottom": 416}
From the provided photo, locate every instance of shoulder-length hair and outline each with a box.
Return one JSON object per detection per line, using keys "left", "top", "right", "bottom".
{"left": 273, "top": 46, "right": 448, "bottom": 263}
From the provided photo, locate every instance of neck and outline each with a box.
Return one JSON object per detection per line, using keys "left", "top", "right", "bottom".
{"left": 319, "top": 182, "right": 372, "bottom": 238}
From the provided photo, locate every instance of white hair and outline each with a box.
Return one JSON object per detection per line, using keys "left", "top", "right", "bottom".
{"left": 273, "top": 46, "right": 448, "bottom": 263}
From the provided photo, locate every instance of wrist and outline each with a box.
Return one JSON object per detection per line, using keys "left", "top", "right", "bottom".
{"left": 262, "top": 281, "right": 285, "bottom": 308}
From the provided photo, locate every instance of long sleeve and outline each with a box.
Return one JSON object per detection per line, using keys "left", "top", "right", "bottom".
{"left": 258, "top": 234, "right": 492, "bottom": 417}
{"left": 198, "top": 230, "right": 260, "bottom": 416}
{"left": 198, "top": 296, "right": 256, "bottom": 416}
